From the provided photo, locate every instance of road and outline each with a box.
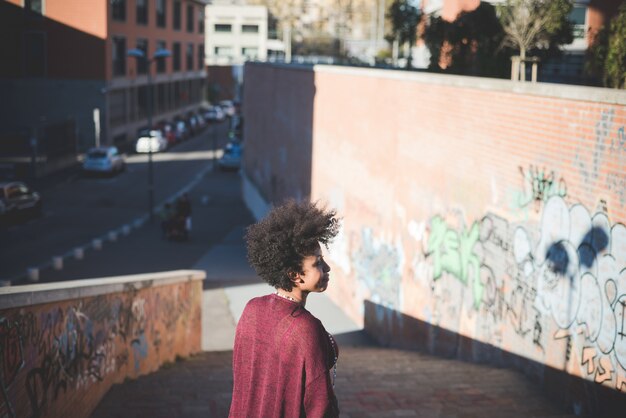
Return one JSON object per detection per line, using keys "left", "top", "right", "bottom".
{"left": 0, "top": 122, "right": 231, "bottom": 284}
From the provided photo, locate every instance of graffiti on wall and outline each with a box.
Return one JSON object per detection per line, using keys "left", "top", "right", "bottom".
{"left": 0, "top": 283, "right": 200, "bottom": 418}
{"left": 351, "top": 228, "right": 403, "bottom": 308}
{"left": 515, "top": 165, "right": 568, "bottom": 212}
{"left": 401, "top": 194, "right": 626, "bottom": 392}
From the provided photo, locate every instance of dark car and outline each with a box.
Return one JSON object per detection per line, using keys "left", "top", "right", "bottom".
{"left": 0, "top": 181, "right": 42, "bottom": 222}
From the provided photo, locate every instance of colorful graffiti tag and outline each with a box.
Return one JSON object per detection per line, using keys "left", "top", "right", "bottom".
{"left": 403, "top": 195, "right": 626, "bottom": 392}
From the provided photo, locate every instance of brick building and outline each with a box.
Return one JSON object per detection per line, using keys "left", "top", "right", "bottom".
{"left": 0, "top": 0, "right": 207, "bottom": 177}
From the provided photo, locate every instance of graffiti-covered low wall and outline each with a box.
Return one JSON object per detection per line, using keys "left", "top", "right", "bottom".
{"left": 243, "top": 63, "right": 626, "bottom": 415}
{"left": 0, "top": 270, "right": 203, "bottom": 418}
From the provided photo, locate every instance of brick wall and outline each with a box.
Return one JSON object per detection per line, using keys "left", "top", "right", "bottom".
{"left": 242, "top": 63, "right": 626, "bottom": 414}
{"left": 0, "top": 270, "right": 203, "bottom": 418}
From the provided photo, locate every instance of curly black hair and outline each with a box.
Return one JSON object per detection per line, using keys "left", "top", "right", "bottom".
{"left": 245, "top": 200, "right": 340, "bottom": 291}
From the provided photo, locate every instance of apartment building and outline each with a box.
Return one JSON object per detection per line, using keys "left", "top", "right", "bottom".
{"left": 0, "top": 0, "right": 207, "bottom": 177}
{"left": 205, "top": 2, "right": 268, "bottom": 65}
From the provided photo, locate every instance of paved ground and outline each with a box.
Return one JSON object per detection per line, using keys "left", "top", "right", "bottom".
{"left": 92, "top": 346, "right": 577, "bottom": 418}
{"left": 85, "top": 171, "right": 581, "bottom": 418}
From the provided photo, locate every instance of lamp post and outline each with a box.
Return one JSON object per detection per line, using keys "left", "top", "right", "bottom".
{"left": 127, "top": 48, "right": 171, "bottom": 223}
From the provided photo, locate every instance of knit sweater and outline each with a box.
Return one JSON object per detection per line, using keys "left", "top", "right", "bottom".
{"left": 229, "top": 294, "right": 339, "bottom": 418}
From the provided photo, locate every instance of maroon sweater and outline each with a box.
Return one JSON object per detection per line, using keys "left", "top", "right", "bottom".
{"left": 229, "top": 294, "right": 339, "bottom": 418}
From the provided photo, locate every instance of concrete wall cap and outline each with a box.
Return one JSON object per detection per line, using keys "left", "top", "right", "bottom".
{"left": 247, "top": 62, "right": 626, "bottom": 105}
{"left": 0, "top": 270, "right": 206, "bottom": 310}
{"left": 314, "top": 65, "right": 626, "bottom": 105}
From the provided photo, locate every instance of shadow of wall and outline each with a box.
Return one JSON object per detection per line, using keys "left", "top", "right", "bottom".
{"left": 242, "top": 63, "right": 316, "bottom": 205}
{"left": 364, "top": 300, "right": 626, "bottom": 417}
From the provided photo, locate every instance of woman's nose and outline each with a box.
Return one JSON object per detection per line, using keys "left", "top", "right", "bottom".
{"left": 323, "top": 260, "right": 330, "bottom": 273}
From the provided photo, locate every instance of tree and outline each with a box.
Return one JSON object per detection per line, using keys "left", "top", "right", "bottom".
{"left": 387, "top": 0, "right": 421, "bottom": 68}
{"left": 497, "top": 0, "right": 573, "bottom": 62}
{"left": 422, "top": 2, "right": 509, "bottom": 77}
{"left": 587, "top": 3, "right": 626, "bottom": 88}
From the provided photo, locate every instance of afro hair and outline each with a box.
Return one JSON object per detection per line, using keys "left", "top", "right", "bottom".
{"left": 245, "top": 200, "right": 340, "bottom": 291}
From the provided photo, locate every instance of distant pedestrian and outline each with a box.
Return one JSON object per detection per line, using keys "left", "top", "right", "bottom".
{"left": 229, "top": 200, "right": 340, "bottom": 418}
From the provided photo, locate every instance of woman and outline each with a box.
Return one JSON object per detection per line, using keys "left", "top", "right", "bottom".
{"left": 229, "top": 200, "right": 340, "bottom": 418}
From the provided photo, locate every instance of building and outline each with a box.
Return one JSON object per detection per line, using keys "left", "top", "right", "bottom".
{"left": 0, "top": 0, "right": 207, "bottom": 178}
{"left": 204, "top": 2, "right": 268, "bottom": 65}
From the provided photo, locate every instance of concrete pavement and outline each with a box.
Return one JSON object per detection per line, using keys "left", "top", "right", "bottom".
{"left": 83, "top": 172, "right": 581, "bottom": 417}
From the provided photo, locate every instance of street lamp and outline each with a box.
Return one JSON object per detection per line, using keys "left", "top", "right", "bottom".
{"left": 127, "top": 48, "right": 171, "bottom": 223}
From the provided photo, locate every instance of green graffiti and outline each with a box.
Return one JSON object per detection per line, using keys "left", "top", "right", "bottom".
{"left": 427, "top": 216, "right": 483, "bottom": 308}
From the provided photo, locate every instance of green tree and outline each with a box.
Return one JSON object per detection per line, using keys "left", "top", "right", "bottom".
{"left": 497, "top": 0, "right": 573, "bottom": 62}
{"left": 587, "top": 3, "right": 626, "bottom": 88}
{"left": 387, "top": 0, "right": 421, "bottom": 68}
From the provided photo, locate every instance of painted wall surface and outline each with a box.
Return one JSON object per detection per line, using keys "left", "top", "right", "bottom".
{"left": 0, "top": 278, "right": 202, "bottom": 418}
{"left": 243, "top": 64, "right": 626, "bottom": 412}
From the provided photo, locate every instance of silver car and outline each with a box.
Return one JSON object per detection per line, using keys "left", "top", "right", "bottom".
{"left": 83, "top": 146, "right": 125, "bottom": 175}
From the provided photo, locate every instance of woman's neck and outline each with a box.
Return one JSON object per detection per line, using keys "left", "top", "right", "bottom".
{"left": 276, "top": 289, "right": 308, "bottom": 307}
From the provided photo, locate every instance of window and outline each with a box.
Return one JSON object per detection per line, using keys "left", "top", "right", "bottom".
{"left": 136, "top": 0, "right": 148, "bottom": 24}
{"left": 214, "top": 24, "right": 231, "bottom": 33}
{"left": 136, "top": 38, "right": 148, "bottom": 74}
{"left": 173, "top": 42, "right": 181, "bottom": 71}
{"left": 111, "top": 0, "right": 125, "bottom": 21}
{"left": 570, "top": 6, "right": 587, "bottom": 40}
{"left": 112, "top": 36, "right": 126, "bottom": 76}
{"left": 186, "top": 5, "right": 194, "bottom": 32}
{"left": 173, "top": 0, "right": 181, "bottom": 30}
{"left": 156, "top": 0, "right": 166, "bottom": 27}
{"left": 186, "top": 43, "right": 193, "bottom": 70}
{"left": 198, "top": 8, "right": 204, "bottom": 33}
{"left": 198, "top": 44, "right": 204, "bottom": 69}
{"left": 242, "top": 47, "right": 258, "bottom": 59}
{"left": 214, "top": 46, "right": 232, "bottom": 56}
{"left": 241, "top": 24, "right": 259, "bottom": 33}
{"left": 24, "top": 0, "right": 43, "bottom": 14}
{"left": 23, "top": 32, "right": 46, "bottom": 77}
{"left": 156, "top": 40, "right": 166, "bottom": 73}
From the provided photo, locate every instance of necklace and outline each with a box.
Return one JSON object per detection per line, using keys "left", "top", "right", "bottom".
{"left": 328, "top": 333, "right": 337, "bottom": 388}
{"left": 274, "top": 290, "right": 301, "bottom": 303}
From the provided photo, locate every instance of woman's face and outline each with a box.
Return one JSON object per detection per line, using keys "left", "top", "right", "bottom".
{"left": 297, "top": 245, "right": 331, "bottom": 293}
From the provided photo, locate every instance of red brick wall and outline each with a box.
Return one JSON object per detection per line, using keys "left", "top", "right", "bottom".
{"left": 243, "top": 63, "right": 626, "bottom": 412}
{"left": 0, "top": 277, "right": 202, "bottom": 418}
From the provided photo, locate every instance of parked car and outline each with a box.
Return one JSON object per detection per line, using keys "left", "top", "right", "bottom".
{"left": 219, "top": 100, "right": 236, "bottom": 117}
{"left": 218, "top": 141, "right": 242, "bottom": 171}
{"left": 0, "top": 181, "right": 42, "bottom": 220}
{"left": 203, "top": 106, "right": 225, "bottom": 122}
{"left": 83, "top": 146, "right": 125, "bottom": 175}
{"left": 174, "top": 119, "right": 190, "bottom": 141}
{"left": 156, "top": 121, "right": 177, "bottom": 146}
{"left": 136, "top": 130, "right": 168, "bottom": 153}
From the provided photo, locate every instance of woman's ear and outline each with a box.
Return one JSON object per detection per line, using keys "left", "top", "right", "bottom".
{"left": 288, "top": 270, "right": 303, "bottom": 286}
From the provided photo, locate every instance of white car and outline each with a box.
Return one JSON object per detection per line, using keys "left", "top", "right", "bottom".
{"left": 83, "top": 146, "right": 125, "bottom": 175}
{"left": 219, "top": 100, "right": 236, "bottom": 117}
{"left": 136, "top": 131, "right": 168, "bottom": 153}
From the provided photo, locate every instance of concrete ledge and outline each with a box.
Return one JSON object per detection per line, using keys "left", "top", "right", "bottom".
{"left": 0, "top": 269, "right": 205, "bottom": 310}
{"left": 248, "top": 61, "right": 626, "bottom": 105}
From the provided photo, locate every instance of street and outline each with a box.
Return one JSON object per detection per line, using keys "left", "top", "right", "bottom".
{"left": 0, "top": 122, "right": 232, "bottom": 284}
